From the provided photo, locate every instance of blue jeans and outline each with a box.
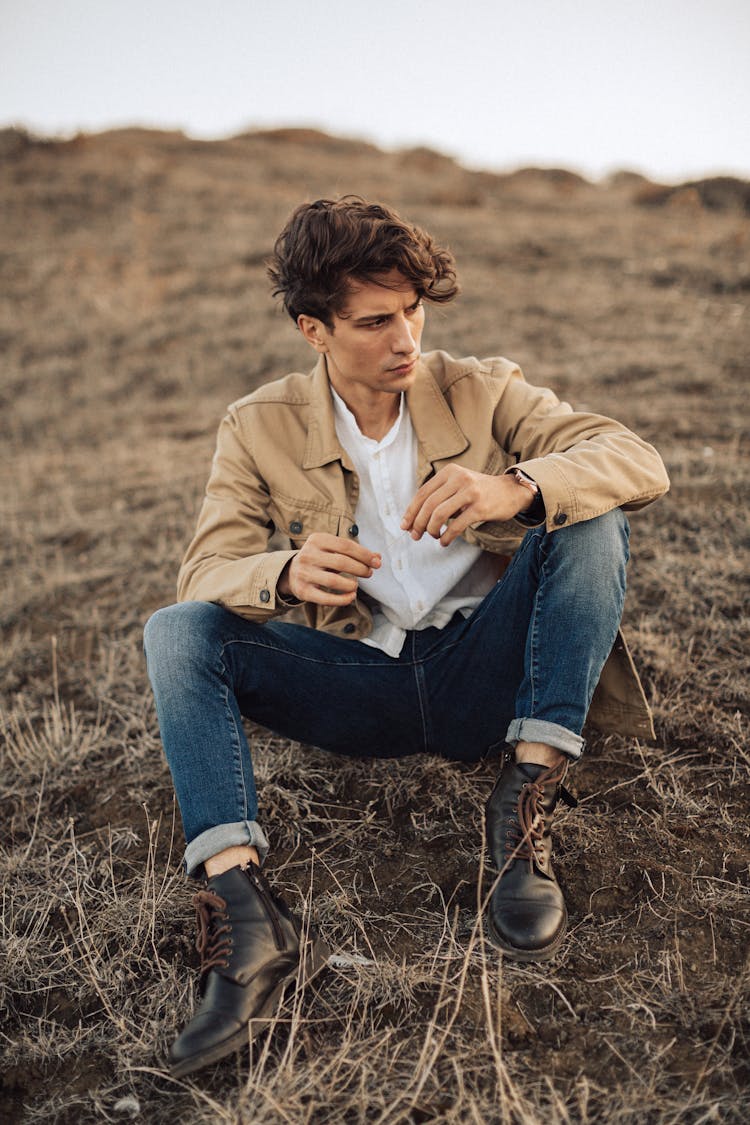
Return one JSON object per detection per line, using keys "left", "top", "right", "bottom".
{"left": 144, "top": 510, "right": 629, "bottom": 874}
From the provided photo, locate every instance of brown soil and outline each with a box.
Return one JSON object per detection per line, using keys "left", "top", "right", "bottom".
{"left": 1, "top": 126, "right": 748, "bottom": 1123}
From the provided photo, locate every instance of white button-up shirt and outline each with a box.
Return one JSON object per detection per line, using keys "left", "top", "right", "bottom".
{"left": 331, "top": 388, "right": 498, "bottom": 657}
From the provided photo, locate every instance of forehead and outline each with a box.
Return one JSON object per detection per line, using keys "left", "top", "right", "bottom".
{"left": 337, "top": 271, "right": 417, "bottom": 319}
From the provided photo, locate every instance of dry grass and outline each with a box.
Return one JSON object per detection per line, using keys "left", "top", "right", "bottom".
{"left": 1, "top": 126, "right": 748, "bottom": 1122}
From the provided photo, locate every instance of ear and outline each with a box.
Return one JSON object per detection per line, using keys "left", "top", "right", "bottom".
{"left": 297, "top": 314, "right": 329, "bottom": 353}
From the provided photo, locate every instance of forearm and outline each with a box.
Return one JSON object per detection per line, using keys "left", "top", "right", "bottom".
{"left": 513, "top": 431, "right": 669, "bottom": 528}
{"left": 493, "top": 372, "right": 670, "bottom": 526}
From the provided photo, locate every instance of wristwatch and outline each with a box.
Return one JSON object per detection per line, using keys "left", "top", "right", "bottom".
{"left": 509, "top": 468, "right": 540, "bottom": 500}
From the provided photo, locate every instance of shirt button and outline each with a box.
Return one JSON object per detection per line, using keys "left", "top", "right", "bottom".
{"left": 343, "top": 623, "right": 356, "bottom": 634}
{"left": 290, "top": 520, "right": 303, "bottom": 535}
{"left": 349, "top": 524, "right": 359, "bottom": 537}
{"left": 259, "top": 589, "right": 271, "bottom": 603}
{"left": 554, "top": 512, "right": 568, "bottom": 526}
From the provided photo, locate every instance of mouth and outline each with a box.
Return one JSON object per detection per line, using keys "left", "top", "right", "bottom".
{"left": 389, "top": 357, "right": 418, "bottom": 376}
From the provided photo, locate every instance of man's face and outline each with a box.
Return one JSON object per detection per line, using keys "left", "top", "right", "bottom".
{"left": 298, "top": 271, "right": 425, "bottom": 404}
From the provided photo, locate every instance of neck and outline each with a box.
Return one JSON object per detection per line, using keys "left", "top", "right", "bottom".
{"left": 330, "top": 380, "right": 401, "bottom": 441}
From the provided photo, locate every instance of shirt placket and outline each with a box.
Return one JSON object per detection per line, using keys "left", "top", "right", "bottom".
{"left": 374, "top": 447, "right": 427, "bottom": 626}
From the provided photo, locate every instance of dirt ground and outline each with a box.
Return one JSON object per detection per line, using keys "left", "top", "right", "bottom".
{"left": 1, "top": 126, "right": 748, "bottom": 1123}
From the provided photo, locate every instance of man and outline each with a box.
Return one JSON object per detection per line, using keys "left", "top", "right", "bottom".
{"left": 144, "top": 196, "right": 669, "bottom": 1077}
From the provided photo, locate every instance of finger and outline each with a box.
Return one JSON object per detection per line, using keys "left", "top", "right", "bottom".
{"left": 298, "top": 584, "right": 359, "bottom": 607}
{"left": 423, "top": 492, "right": 476, "bottom": 539}
{"left": 403, "top": 482, "right": 459, "bottom": 539}
{"left": 402, "top": 466, "right": 473, "bottom": 533}
{"left": 306, "top": 533, "right": 381, "bottom": 568}
{"left": 288, "top": 554, "right": 356, "bottom": 602}
{"left": 292, "top": 565, "right": 358, "bottom": 596}
{"left": 304, "top": 549, "right": 380, "bottom": 580}
{"left": 438, "top": 508, "right": 477, "bottom": 546}
{"left": 294, "top": 561, "right": 360, "bottom": 592}
{"left": 299, "top": 532, "right": 380, "bottom": 566}
{"left": 401, "top": 477, "right": 445, "bottom": 531}
{"left": 414, "top": 485, "right": 469, "bottom": 539}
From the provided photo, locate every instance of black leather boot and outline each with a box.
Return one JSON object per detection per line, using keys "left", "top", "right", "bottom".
{"left": 168, "top": 863, "right": 329, "bottom": 1077}
{"left": 485, "top": 754, "right": 576, "bottom": 962}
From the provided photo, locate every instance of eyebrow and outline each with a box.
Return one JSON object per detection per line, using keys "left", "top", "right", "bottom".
{"left": 349, "top": 297, "right": 421, "bottom": 325}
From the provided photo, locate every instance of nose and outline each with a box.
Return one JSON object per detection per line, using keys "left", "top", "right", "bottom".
{"left": 391, "top": 313, "right": 418, "bottom": 355}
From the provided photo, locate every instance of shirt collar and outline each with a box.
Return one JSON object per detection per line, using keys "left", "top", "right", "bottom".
{"left": 303, "top": 354, "right": 468, "bottom": 470}
{"left": 330, "top": 384, "right": 405, "bottom": 451}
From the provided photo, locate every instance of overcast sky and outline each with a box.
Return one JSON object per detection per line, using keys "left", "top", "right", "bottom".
{"left": 2, "top": 0, "right": 748, "bottom": 182}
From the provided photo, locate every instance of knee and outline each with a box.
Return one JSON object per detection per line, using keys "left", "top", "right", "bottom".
{"left": 551, "top": 507, "right": 630, "bottom": 569}
{"left": 570, "top": 507, "right": 630, "bottom": 569}
{"left": 143, "top": 601, "right": 224, "bottom": 667}
{"left": 589, "top": 507, "right": 629, "bottom": 555}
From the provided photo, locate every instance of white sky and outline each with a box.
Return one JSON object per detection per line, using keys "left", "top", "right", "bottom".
{"left": 2, "top": 0, "right": 748, "bottom": 182}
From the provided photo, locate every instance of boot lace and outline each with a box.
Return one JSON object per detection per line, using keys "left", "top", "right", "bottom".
{"left": 193, "top": 888, "right": 232, "bottom": 985}
{"left": 506, "top": 781, "right": 547, "bottom": 871}
{"left": 505, "top": 761, "right": 570, "bottom": 873}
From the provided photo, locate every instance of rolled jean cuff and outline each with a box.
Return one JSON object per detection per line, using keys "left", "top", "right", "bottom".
{"left": 184, "top": 820, "right": 271, "bottom": 878}
{"left": 505, "top": 718, "right": 585, "bottom": 762}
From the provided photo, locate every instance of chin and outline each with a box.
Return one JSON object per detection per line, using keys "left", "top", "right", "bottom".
{"left": 386, "top": 368, "right": 417, "bottom": 389}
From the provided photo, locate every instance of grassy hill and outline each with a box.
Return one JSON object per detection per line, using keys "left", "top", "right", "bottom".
{"left": 1, "top": 126, "right": 748, "bottom": 1122}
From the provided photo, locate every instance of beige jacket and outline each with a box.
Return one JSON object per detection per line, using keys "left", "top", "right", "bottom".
{"left": 178, "top": 352, "right": 669, "bottom": 738}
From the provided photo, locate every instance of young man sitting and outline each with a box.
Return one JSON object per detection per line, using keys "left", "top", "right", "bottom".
{"left": 144, "top": 196, "right": 669, "bottom": 1076}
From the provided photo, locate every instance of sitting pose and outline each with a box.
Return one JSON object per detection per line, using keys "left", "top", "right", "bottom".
{"left": 144, "top": 196, "right": 669, "bottom": 1076}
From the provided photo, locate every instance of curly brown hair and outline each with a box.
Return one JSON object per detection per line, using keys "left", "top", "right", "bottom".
{"left": 266, "top": 196, "right": 459, "bottom": 327}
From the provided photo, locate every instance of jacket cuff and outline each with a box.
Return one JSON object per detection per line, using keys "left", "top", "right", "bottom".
{"left": 245, "top": 549, "right": 299, "bottom": 611}
{"left": 511, "top": 458, "right": 576, "bottom": 530}
{"left": 514, "top": 495, "right": 546, "bottom": 527}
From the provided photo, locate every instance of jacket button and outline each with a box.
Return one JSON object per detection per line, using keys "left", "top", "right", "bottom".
{"left": 290, "top": 520, "right": 303, "bottom": 535}
{"left": 554, "top": 512, "right": 568, "bottom": 526}
{"left": 348, "top": 524, "right": 359, "bottom": 537}
{"left": 343, "top": 623, "right": 356, "bottom": 634}
{"left": 259, "top": 589, "right": 271, "bottom": 603}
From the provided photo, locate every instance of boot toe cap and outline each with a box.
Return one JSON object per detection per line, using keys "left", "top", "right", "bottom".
{"left": 168, "top": 1009, "right": 245, "bottom": 1073}
{"left": 488, "top": 894, "right": 567, "bottom": 958}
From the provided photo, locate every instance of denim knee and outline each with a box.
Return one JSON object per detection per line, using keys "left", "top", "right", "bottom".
{"left": 143, "top": 601, "right": 225, "bottom": 671}
{"left": 551, "top": 507, "right": 630, "bottom": 567}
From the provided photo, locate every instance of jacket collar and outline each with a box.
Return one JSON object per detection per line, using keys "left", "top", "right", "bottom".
{"left": 406, "top": 357, "right": 469, "bottom": 469}
{"left": 302, "top": 358, "right": 353, "bottom": 470}
{"left": 302, "top": 355, "right": 469, "bottom": 472}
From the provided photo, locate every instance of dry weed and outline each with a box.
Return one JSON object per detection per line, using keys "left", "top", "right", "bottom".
{"left": 2, "top": 128, "right": 748, "bottom": 1122}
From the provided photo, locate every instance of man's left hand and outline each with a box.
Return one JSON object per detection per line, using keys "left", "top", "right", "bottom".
{"left": 401, "top": 465, "right": 534, "bottom": 547}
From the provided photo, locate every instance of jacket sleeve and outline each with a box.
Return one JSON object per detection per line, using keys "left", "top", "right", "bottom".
{"left": 176, "top": 407, "right": 297, "bottom": 620}
{"left": 492, "top": 365, "right": 670, "bottom": 529}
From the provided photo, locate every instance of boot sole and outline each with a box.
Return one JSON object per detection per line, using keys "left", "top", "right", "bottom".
{"left": 169, "top": 936, "right": 330, "bottom": 1078}
{"left": 486, "top": 908, "right": 568, "bottom": 963}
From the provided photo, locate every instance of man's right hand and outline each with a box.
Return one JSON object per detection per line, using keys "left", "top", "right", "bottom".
{"left": 278, "top": 533, "right": 381, "bottom": 606}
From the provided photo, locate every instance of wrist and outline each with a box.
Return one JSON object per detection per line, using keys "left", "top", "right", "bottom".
{"left": 277, "top": 562, "right": 293, "bottom": 598}
{"left": 507, "top": 468, "right": 546, "bottom": 525}
{"left": 508, "top": 467, "right": 539, "bottom": 512}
